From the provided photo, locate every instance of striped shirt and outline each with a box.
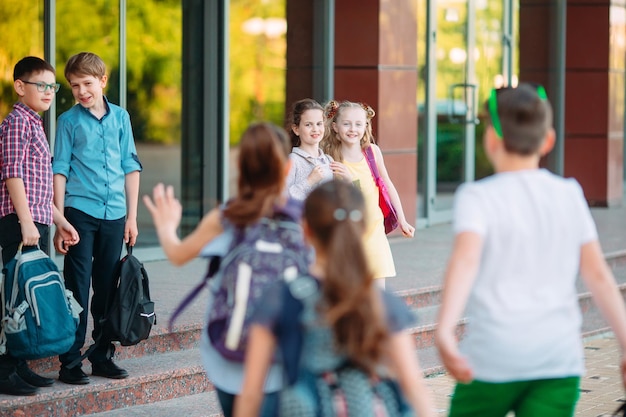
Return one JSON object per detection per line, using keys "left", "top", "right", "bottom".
{"left": 0, "top": 102, "right": 54, "bottom": 225}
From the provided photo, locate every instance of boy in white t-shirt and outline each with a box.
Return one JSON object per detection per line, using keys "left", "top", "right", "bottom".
{"left": 435, "top": 83, "right": 626, "bottom": 417}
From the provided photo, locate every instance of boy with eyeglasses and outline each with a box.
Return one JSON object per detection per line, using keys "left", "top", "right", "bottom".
{"left": 53, "top": 52, "right": 142, "bottom": 385}
{"left": 435, "top": 83, "right": 626, "bottom": 416}
{"left": 0, "top": 56, "right": 80, "bottom": 395}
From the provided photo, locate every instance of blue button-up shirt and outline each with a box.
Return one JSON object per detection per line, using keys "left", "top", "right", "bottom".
{"left": 53, "top": 98, "right": 142, "bottom": 220}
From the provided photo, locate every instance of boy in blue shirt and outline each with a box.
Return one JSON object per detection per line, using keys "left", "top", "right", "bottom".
{"left": 53, "top": 52, "right": 142, "bottom": 385}
{"left": 0, "top": 56, "right": 79, "bottom": 395}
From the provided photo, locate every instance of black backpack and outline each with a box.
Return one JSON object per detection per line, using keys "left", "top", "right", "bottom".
{"left": 67, "top": 245, "right": 156, "bottom": 368}
{"left": 102, "top": 244, "right": 156, "bottom": 346}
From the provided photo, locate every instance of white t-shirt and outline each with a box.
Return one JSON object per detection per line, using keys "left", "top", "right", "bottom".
{"left": 453, "top": 169, "right": 598, "bottom": 382}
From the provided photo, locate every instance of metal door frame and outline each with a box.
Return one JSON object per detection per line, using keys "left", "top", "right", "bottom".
{"left": 421, "top": 0, "right": 514, "bottom": 226}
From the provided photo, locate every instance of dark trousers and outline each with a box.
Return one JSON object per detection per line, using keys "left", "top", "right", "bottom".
{"left": 0, "top": 214, "right": 50, "bottom": 377}
{"left": 215, "top": 388, "right": 278, "bottom": 417}
{"left": 58, "top": 208, "right": 125, "bottom": 367}
{"left": 0, "top": 213, "right": 50, "bottom": 264}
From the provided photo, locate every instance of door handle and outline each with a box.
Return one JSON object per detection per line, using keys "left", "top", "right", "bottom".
{"left": 448, "top": 83, "right": 479, "bottom": 125}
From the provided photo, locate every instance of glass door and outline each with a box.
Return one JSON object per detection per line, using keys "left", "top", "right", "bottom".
{"left": 417, "top": 0, "right": 516, "bottom": 226}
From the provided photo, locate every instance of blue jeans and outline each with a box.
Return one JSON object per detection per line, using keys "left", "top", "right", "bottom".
{"left": 216, "top": 388, "right": 278, "bottom": 417}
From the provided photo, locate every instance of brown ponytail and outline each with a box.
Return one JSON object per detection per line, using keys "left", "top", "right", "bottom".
{"left": 304, "top": 180, "right": 390, "bottom": 373}
{"left": 223, "top": 122, "right": 291, "bottom": 227}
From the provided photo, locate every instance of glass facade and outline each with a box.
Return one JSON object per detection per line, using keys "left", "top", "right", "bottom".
{"left": 0, "top": 0, "right": 287, "bottom": 251}
{"left": 417, "top": 0, "right": 519, "bottom": 224}
{"left": 1, "top": 0, "right": 624, "bottom": 255}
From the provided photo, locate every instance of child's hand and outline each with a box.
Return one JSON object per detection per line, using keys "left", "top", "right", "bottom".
{"left": 330, "top": 162, "right": 352, "bottom": 181}
{"left": 124, "top": 218, "right": 139, "bottom": 246}
{"left": 399, "top": 220, "right": 415, "bottom": 238}
{"left": 436, "top": 332, "right": 473, "bottom": 383}
{"left": 20, "top": 220, "right": 40, "bottom": 247}
{"left": 143, "top": 183, "right": 183, "bottom": 233}
{"left": 307, "top": 165, "right": 326, "bottom": 186}
{"left": 53, "top": 220, "right": 80, "bottom": 254}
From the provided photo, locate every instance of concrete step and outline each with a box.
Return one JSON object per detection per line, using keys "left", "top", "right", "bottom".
{"left": 83, "top": 392, "right": 223, "bottom": 417}
{"left": 28, "top": 322, "right": 203, "bottom": 375}
{"left": 6, "top": 251, "right": 626, "bottom": 417}
{"left": 0, "top": 349, "right": 212, "bottom": 417}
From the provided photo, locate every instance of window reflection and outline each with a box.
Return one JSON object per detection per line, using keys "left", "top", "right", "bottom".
{"left": 0, "top": 0, "right": 45, "bottom": 119}
{"left": 53, "top": 0, "right": 182, "bottom": 248}
{"left": 228, "top": 0, "right": 287, "bottom": 199}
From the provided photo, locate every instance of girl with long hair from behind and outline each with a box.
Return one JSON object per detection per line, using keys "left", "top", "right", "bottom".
{"left": 234, "top": 180, "right": 434, "bottom": 417}
{"left": 143, "top": 122, "right": 296, "bottom": 417}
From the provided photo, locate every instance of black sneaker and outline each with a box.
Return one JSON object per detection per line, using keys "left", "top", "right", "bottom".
{"left": 16, "top": 361, "right": 54, "bottom": 387}
{"left": 0, "top": 371, "right": 39, "bottom": 396}
{"left": 59, "top": 366, "right": 90, "bottom": 385}
{"left": 91, "top": 360, "right": 128, "bottom": 379}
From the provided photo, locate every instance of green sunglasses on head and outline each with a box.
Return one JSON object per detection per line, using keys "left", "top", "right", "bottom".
{"left": 488, "top": 84, "right": 548, "bottom": 138}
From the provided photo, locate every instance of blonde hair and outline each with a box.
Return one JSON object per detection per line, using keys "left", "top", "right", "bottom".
{"left": 321, "top": 100, "right": 376, "bottom": 161}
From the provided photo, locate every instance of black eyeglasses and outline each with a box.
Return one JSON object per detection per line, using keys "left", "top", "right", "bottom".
{"left": 21, "top": 80, "right": 61, "bottom": 93}
{"left": 488, "top": 84, "right": 548, "bottom": 138}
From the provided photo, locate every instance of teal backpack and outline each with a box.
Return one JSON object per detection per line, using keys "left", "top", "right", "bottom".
{"left": 1, "top": 246, "right": 82, "bottom": 359}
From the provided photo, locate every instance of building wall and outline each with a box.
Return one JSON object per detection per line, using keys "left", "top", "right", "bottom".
{"left": 520, "top": 0, "right": 625, "bottom": 206}
{"left": 286, "top": 0, "right": 419, "bottom": 228}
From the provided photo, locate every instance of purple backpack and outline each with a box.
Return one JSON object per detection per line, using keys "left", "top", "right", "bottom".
{"left": 169, "top": 201, "right": 309, "bottom": 362}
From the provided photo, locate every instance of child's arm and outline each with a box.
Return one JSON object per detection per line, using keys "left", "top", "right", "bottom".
{"left": 53, "top": 174, "right": 72, "bottom": 253}
{"left": 386, "top": 331, "right": 435, "bottom": 417}
{"left": 143, "top": 183, "right": 223, "bottom": 266}
{"left": 329, "top": 161, "right": 353, "bottom": 182}
{"left": 124, "top": 171, "right": 140, "bottom": 246}
{"left": 371, "top": 144, "right": 414, "bottom": 237}
{"left": 52, "top": 205, "right": 79, "bottom": 254}
{"left": 5, "top": 178, "right": 39, "bottom": 245}
{"left": 53, "top": 174, "right": 66, "bottom": 212}
{"left": 579, "top": 239, "right": 626, "bottom": 389}
{"left": 233, "top": 324, "right": 277, "bottom": 417}
{"left": 435, "top": 231, "right": 483, "bottom": 383}
{"left": 285, "top": 157, "right": 309, "bottom": 201}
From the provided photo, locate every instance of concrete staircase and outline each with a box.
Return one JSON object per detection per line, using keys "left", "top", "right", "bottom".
{"left": 2, "top": 235, "right": 626, "bottom": 416}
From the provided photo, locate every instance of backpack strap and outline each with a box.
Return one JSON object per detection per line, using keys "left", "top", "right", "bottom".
{"left": 0, "top": 243, "right": 28, "bottom": 355}
{"left": 167, "top": 256, "right": 222, "bottom": 332}
{"left": 278, "top": 275, "right": 319, "bottom": 385}
{"left": 363, "top": 146, "right": 381, "bottom": 182}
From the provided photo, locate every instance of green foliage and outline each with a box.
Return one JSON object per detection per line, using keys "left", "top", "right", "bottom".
{"left": 229, "top": 0, "right": 286, "bottom": 145}
{"left": 0, "top": 0, "right": 286, "bottom": 147}
{"left": 416, "top": 0, "right": 509, "bottom": 183}
{"left": 0, "top": 0, "right": 45, "bottom": 116}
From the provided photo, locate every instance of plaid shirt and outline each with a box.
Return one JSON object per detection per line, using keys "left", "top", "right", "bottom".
{"left": 0, "top": 102, "right": 54, "bottom": 225}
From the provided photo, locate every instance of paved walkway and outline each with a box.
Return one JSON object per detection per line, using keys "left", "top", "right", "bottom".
{"left": 134, "top": 199, "right": 626, "bottom": 416}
